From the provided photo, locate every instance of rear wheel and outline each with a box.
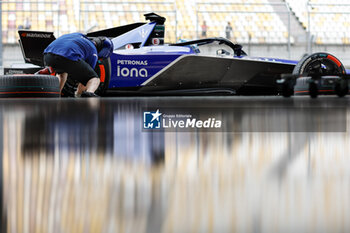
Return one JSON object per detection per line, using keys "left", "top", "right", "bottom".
{"left": 94, "top": 58, "right": 111, "bottom": 95}
{"left": 61, "top": 58, "right": 111, "bottom": 97}
{"left": 0, "top": 75, "right": 60, "bottom": 98}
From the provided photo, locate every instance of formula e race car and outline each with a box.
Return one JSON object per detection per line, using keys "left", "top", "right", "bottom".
{"left": 3, "top": 12, "right": 349, "bottom": 98}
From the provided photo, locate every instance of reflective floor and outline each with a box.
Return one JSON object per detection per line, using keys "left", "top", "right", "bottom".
{"left": 1, "top": 96, "right": 350, "bottom": 233}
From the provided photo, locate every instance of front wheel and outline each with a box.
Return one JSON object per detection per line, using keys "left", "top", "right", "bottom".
{"left": 334, "top": 79, "right": 349, "bottom": 97}
{"left": 293, "top": 52, "right": 345, "bottom": 76}
{"left": 293, "top": 53, "right": 347, "bottom": 96}
{"left": 308, "top": 80, "right": 318, "bottom": 98}
{"left": 281, "top": 79, "right": 294, "bottom": 97}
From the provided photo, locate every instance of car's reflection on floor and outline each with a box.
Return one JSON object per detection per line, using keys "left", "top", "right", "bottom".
{"left": 1, "top": 97, "right": 350, "bottom": 233}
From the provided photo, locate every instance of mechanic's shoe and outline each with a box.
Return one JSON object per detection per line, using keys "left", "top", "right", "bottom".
{"left": 81, "top": 91, "right": 99, "bottom": 97}
{"left": 74, "top": 90, "right": 81, "bottom": 98}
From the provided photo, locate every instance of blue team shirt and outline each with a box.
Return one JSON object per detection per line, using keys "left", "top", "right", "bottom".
{"left": 44, "top": 32, "right": 98, "bottom": 68}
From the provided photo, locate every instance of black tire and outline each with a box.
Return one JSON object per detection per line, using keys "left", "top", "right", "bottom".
{"left": 0, "top": 75, "right": 60, "bottom": 98}
{"left": 293, "top": 53, "right": 346, "bottom": 97}
{"left": 334, "top": 79, "right": 349, "bottom": 97}
{"left": 281, "top": 79, "right": 294, "bottom": 97}
{"left": 309, "top": 81, "right": 318, "bottom": 98}
{"left": 293, "top": 52, "right": 346, "bottom": 76}
{"left": 61, "top": 58, "right": 111, "bottom": 97}
{"left": 94, "top": 58, "right": 111, "bottom": 95}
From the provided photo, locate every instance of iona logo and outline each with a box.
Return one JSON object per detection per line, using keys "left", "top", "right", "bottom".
{"left": 117, "top": 66, "right": 148, "bottom": 78}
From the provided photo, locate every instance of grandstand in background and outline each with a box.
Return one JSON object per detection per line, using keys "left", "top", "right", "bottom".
{"left": 2, "top": 0, "right": 350, "bottom": 67}
{"left": 2, "top": 0, "right": 350, "bottom": 44}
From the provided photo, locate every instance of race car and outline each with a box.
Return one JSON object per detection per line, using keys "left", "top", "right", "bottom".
{"left": 4, "top": 12, "right": 349, "bottom": 98}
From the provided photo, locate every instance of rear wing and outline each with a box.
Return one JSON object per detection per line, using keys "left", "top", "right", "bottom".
{"left": 18, "top": 30, "right": 55, "bottom": 67}
{"left": 17, "top": 12, "right": 165, "bottom": 66}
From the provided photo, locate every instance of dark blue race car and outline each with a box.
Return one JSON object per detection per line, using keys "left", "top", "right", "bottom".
{"left": 8, "top": 13, "right": 350, "bottom": 98}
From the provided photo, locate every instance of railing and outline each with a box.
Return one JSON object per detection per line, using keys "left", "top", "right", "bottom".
{"left": 0, "top": 1, "right": 61, "bottom": 40}
{"left": 195, "top": 2, "right": 292, "bottom": 58}
{"left": 78, "top": 1, "right": 178, "bottom": 42}
{"left": 0, "top": 1, "right": 61, "bottom": 68}
{"left": 307, "top": 2, "right": 350, "bottom": 53}
{"left": 0, "top": 0, "right": 177, "bottom": 68}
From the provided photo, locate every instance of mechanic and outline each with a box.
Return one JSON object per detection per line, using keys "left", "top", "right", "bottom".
{"left": 43, "top": 32, "right": 113, "bottom": 97}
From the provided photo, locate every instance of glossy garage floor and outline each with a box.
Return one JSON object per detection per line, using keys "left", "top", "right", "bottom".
{"left": 1, "top": 96, "right": 350, "bottom": 233}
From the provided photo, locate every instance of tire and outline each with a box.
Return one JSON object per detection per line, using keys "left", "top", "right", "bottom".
{"left": 281, "top": 79, "right": 294, "bottom": 97}
{"left": 94, "top": 58, "right": 111, "bottom": 95}
{"left": 293, "top": 53, "right": 346, "bottom": 96}
{"left": 309, "top": 81, "right": 318, "bottom": 98}
{"left": 61, "top": 58, "right": 111, "bottom": 97}
{"left": 334, "top": 79, "right": 349, "bottom": 97}
{"left": 0, "top": 75, "right": 60, "bottom": 98}
{"left": 293, "top": 52, "right": 345, "bottom": 76}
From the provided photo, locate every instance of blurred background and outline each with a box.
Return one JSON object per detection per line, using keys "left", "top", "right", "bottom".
{"left": 2, "top": 0, "right": 350, "bottom": 70}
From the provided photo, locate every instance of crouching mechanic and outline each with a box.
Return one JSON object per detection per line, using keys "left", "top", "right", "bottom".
{"left": 43, "top": 33, "right": 114, "bottom": 97}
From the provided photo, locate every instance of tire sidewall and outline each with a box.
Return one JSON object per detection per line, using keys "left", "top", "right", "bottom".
{"left": 0, "top": 74, "right": 60, "bottom": 97}
{"left": 293, "top": 52, "right": 345, "bottom": 75}
{"left": 94, "top": 58, "right": 111, "bottom": 96}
